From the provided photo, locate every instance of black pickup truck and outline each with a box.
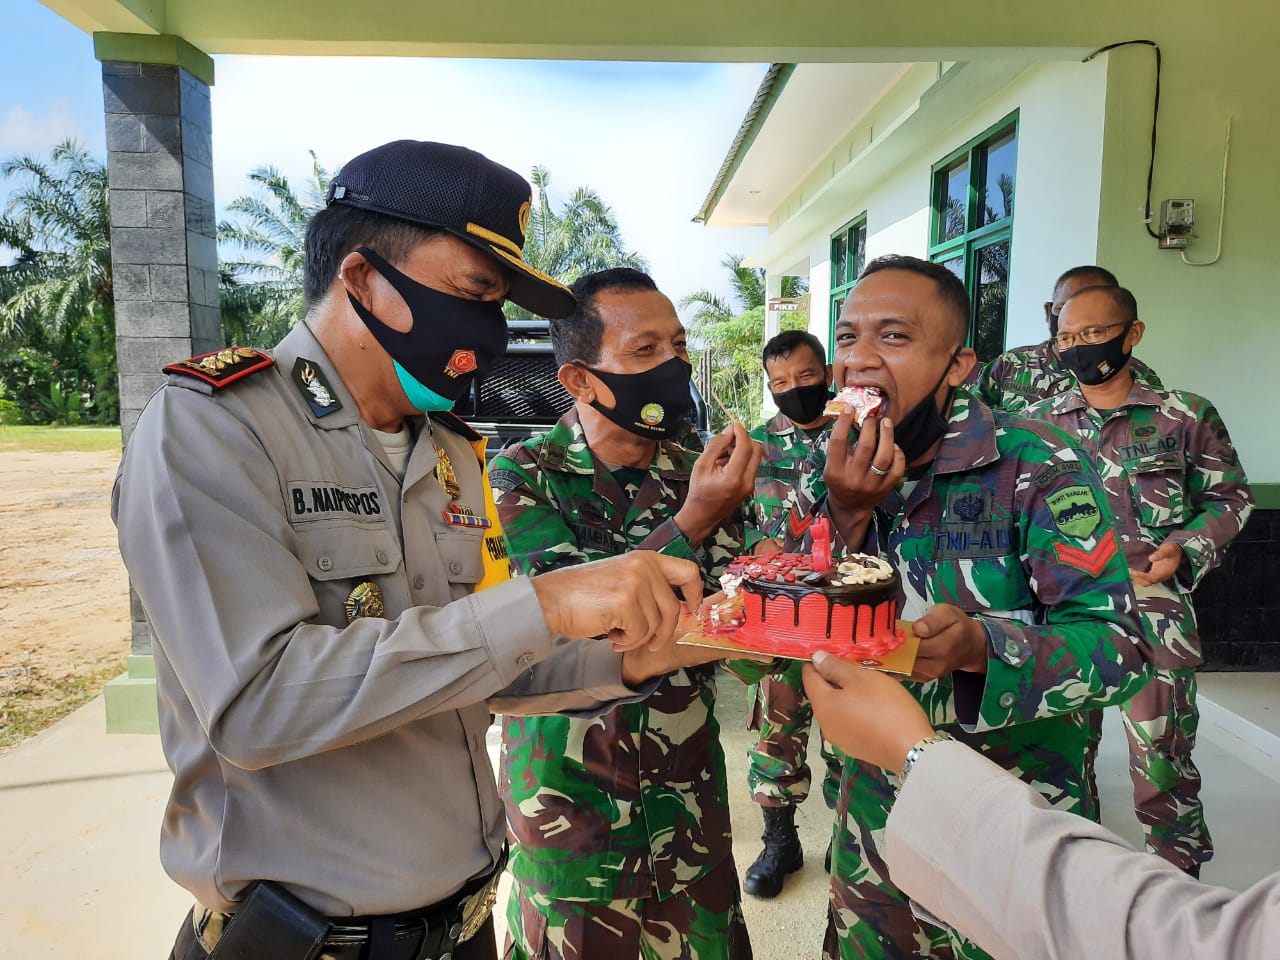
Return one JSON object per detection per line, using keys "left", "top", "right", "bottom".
{"left": 457, "top": 319, "right": 711, "bottom": 459}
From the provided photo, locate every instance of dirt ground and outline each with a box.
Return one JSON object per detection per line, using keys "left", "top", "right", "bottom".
{"left": 0, "top": 448, "right": 130, "bottom": 714}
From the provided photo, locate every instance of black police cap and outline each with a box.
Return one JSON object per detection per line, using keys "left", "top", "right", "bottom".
{"left": 327, "top": 140, "right": 574, "bottom": 320}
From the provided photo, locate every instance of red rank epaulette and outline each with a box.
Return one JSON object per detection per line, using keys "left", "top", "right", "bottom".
{"left": 163, "top": 347, "right": 275, "bottom": 388}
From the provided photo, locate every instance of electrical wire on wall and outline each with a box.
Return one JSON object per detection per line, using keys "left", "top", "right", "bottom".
{"left": 1082, "top": 40, "right": 1162, "bottom": 240}
{"left": 1181, "top": 116, "right": 1232, "bottom": 266}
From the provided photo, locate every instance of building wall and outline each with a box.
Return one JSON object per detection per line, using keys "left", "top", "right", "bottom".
{"left": 796, "top": 59, "right": 1109, "bottom": 351}
{"left": 767, "top": 50, "right": 1277, "bottom": 668}
{"left": 1098, "top": 4, "right": 1277, "bottom": 490}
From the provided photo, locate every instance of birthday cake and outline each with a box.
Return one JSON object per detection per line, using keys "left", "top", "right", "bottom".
{"left": 707, "top": 520, "right": 904, "bottom": 660}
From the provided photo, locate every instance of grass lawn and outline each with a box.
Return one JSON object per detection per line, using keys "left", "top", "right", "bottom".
{"left": 0, "top": 424, "right": 122, "bottom": 453}
{"left": 0, "top": 663, "right": 125, "bottom": 751}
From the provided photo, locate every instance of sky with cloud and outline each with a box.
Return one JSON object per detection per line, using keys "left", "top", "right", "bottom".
{"left": 1, "top": 2, "right": 768, "bottom": 316}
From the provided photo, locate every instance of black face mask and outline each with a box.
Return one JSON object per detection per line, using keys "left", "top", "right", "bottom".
{"left": 890, "top": 347, "right": 961, "bottom": 464}
{"left": 771, "top": 382, "right": 832, "bottom": 426}
{"left": 1059, "top": 324, "right": 1132, "bottom": 386}
{"left": 346, "top": 246, "right": 508, "bottom": 410}
{"left": 575, "top": 356, "right": 694, "bottom": 440}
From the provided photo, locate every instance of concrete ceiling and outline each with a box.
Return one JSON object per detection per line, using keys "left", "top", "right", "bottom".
{"left": 40, "top": 0, "right": 1144, "bottom": 59}
{"left": 706, "top": 62, "right": 912, "bottom": 228}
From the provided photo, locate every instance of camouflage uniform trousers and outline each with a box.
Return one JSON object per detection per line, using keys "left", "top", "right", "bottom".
{"left": 747, "top": 660, "right": 842, "bottom": 812}
{"left": 504, "top": 855, "right": 752, "bottom": 960}
{"left": 1118, "top": 667, "right": 1210, "bottom": 871}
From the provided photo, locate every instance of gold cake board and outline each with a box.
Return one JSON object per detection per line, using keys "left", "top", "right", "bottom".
{"left": 677, "top": 620, "right": 920, "bottom": 677}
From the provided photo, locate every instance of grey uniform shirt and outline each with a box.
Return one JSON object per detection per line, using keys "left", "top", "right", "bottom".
{"left": 887, "top": 740, "right": 1280, "bottom": 960}
{"left": 112, "top": 322, "right": 639, "bottom": 917}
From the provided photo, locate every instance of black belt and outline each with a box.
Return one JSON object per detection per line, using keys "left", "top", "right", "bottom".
{"left": 197, "top": 859, "right": 503, "bottom": 960}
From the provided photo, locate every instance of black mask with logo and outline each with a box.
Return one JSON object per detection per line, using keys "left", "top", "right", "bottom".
{"left": 887, "top": 347, "right": 961, "bottom": 464}
{"left": 346, "top": 246, "right": 508, "bottom": 410}
{"left": 575, "top": 356, "right": 694, "bottom": 440}
{"left": 1059, "top": 323, "right": 1133, "bottom": 386}
{"left": 771, "top": 382, "right": 833, "bottom": 427}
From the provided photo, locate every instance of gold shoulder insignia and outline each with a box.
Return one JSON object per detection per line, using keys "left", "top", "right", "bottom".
{"left": 164, "top": 347, "right": 275, "bottom": 388}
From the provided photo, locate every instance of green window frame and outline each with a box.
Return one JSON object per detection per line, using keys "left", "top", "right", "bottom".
{"left": 828, "top": 214, "right": 868, "bottom": 350}
{"left": 928, "top": 110, "right": 1018, "bottom": 362}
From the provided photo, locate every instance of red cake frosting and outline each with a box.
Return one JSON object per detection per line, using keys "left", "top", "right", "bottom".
{"left": 708, "top": 522, "right": 904, "bottom": 661}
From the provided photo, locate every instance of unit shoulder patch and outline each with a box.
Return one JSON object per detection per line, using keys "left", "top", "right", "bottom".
{"left": 1045, "top": 484, "right": 1102, "bottom": 539}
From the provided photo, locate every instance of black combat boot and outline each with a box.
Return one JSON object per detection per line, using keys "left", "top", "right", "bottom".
{"left": 744, "top": 805, "right": 804, "bottom": 898}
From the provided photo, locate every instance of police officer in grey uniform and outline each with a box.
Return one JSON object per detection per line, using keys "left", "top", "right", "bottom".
{"left": 112, "top": 140, "right": 707, "bottom": 960}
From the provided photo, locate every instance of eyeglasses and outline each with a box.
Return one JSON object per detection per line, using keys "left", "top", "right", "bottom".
{"left": 1052, "top": 321, "right": 1131, "bottom": 351}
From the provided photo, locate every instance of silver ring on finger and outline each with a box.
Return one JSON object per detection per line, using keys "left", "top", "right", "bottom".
{"left": 868, "top": 464, "right": 888, "bottom": 477}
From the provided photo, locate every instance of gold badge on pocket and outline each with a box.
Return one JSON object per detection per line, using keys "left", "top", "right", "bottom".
{"left": 345, "top": 581, "right": 385, "bottom": 622}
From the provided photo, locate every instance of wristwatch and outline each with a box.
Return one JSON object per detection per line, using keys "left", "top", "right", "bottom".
{"left": 899, "top": 731, "right": 955, "bottom": 783}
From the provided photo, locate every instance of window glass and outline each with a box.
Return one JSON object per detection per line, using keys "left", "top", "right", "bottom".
{"left": 851, "top": 223, "right": 867, "bottom": 281}
{"left": 973, "top": 240, "right": 1010, "bottom": 362}
{"left": 832, "top": 234, "right": 849, "bottom": 289}
{"left": 939, "top": 161, "right": 969, "bottom": 242}
{"left": 981, "top": 129, "right": 1017, "bottom": 225}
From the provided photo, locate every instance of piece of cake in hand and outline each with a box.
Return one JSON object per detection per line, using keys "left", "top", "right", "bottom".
{"left": 824, "top": 385, "right": 885, "bottom": 424}
{"left": 725, "top": 551, "right": 903, "bottom": 661}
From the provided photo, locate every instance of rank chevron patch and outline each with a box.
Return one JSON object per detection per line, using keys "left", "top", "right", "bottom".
{"left": 787, "top": 507, "right": 812, "bottom": 540}
{"left": 1053, "top": 528, "right": 1119, "bottom": 578}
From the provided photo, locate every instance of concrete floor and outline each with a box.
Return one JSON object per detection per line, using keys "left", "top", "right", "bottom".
{"left": 2, "top": 672, "right": 1279, "bottom": 958}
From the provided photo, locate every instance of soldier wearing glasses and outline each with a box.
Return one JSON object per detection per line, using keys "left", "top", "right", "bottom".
{"left": 1027, "top": 283, "right": 1253, "bottom": 876}
{"left": 975, "top": 265, "right": 1163, "bottom": 415}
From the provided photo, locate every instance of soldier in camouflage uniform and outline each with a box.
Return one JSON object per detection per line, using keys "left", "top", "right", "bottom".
{"left": 973, "top": 264, "right": 1160, "bottom": 811}
{"left": 741, "top": 329, "right": 843, "bottom": 898}
{"left": 814, "top": 256, "right": 1151, "bottom": 959}
{"left": 489, "top": 269, "right": 762, "bottom": 960}
{"left": 974, "top": 264, "right": 1163, "bottom": 415}
{"left": 1027, "top": 284, "right": 1253, "bottom": 876}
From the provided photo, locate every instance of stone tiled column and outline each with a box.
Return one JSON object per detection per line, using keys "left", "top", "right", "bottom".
{"left": 95, "top": 35, "right": 217, "bottom": 732}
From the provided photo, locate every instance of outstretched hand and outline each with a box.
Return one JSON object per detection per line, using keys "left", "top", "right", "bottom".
{"left": 803, "top": 651, "right": 934, "bottom": 771}
{"left": 1131, "top": 541, "right": 1183, "bottom": 587}
{"left": 532, "top": 551, "right": 702, "bottom": 652}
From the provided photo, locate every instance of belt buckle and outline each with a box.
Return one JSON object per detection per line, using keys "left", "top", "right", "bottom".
{"left": 456, "top": 871, "right": 500, "bottom": 942}
{"left": 193, "top": 904, "right": 228, "bottom": 952}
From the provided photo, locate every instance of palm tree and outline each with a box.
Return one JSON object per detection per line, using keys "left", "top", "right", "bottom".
{"left": 509, "top": 166, "right": 647, "bottom": 320}
{"left": 0, "top": 140, "right": 111, "bottom": 347}
{"left": 0, "top": 140, "right": 115, "bottom": 423}
{"left": 218, "top": 151, "right": 332, "bottom": 346}
{"left": 680, "top": 253, "right": 807, "bottom": 327}
{"left": 680, "top": 254, "right": 810, "bottom": 429}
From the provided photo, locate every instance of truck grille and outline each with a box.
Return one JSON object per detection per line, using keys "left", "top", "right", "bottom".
{"left": 473, "top": 355, "right": 572, "bottom": 422}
